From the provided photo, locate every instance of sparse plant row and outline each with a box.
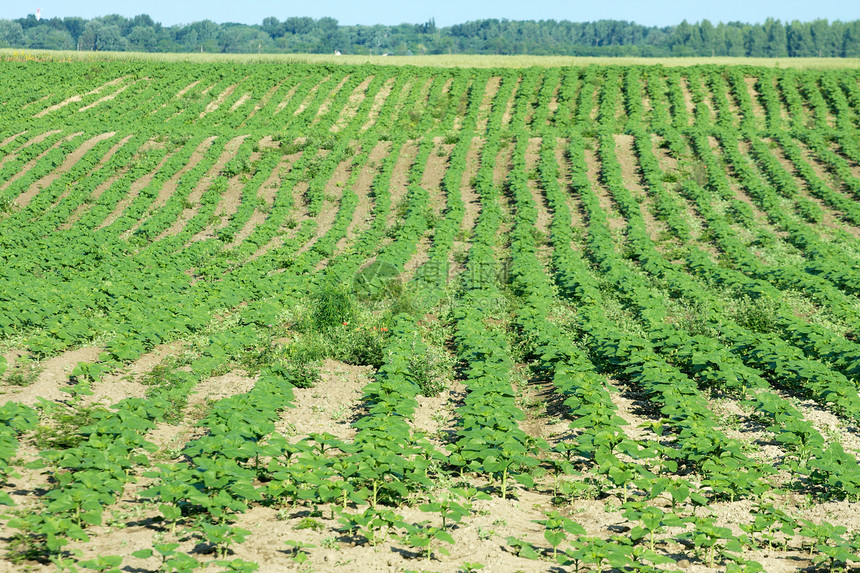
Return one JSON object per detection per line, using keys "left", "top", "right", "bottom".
{"left": 514, "top": 132, "right": 640, "bottom": 471}
{"left": 37, "top": 135, "right": 149, "bottom": 231}
{"left": 792, "top": 127, "right": 860, "bottom": 200}
{"left": 595, "top": 67, "right": 623, "bottom": 132}
{"left": 797, "top": 71, "right": 836, "bottom": 132}
{"left": 740, "top": 132, "right": 860, "bottom": 292}
{"left": 409, "top": 71, "right": 518, "bottom": 304}
{"left": 686, "top": 67, "right": 715, "bottom": 130}
{"left": 2, "top": 134, "right": 123, "bottom": 224}
{"left": 840, "top": 72, "right": 860, "bottom": 128}
{"left": 582, "top": 129, "right": 860, "bottom": 503}
{"left": 830, "top": 128, "right": 860, "bottom": 168}
{"left": 575, "top": 126, "right": 858, "bottom": 511}
{"left": 563, "top": 133, "right": 775, "bottom": 498}
{"left": 672, "top": 181, "right": 860, "bottom": 411}
{"left": 752, "top": 69, "right": 786, "bottom": 131}
{"left": 654, "top": 137, "right": 860, "bottom": 395}
{"left": 0, "top": 130, "right": 70, "bottom": 189}
{"left": 628, "top": 128, "right": 691, "bottom": 239}
{"left": 666, "top": 69, "right": 691, "bottom": 130}
{"left": 725, "top": 69, "right": 760, "bottom": 132}
{"left": 706, "top": 129, "right": 860, "bottom": 329}
{"left": 442, "top": 84, "right": 545, "bottom": 500}
{"left": 528, "top": 68, "right": 559, "bottom": 130}
{"left": 0, "top": 132, "right": 92, "bottom": 206}
{"left": 817, "top": 71, "right": 859, "bottom": 133}
{"left": 0, "top": 68, "right": 424, "bottom": 364}
{"left": 572, "top": 66, "right": 600, "bottom": 129}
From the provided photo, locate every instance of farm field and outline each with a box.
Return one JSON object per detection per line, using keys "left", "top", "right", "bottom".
{"left": 1, "top": 56, "right": 860, "bottom": 572}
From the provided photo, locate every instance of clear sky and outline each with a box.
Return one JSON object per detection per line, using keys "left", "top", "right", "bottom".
{"left": 5, "top": 0, "right": 860, "bottom": 27}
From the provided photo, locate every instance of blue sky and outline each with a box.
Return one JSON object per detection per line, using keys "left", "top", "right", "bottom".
{"left": 6, "top": 0, "right": 860, "bottom": 27}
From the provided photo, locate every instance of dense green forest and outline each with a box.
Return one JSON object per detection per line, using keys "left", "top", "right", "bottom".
{"left": 1, "top": 13, "right": 859, "bottom": 57}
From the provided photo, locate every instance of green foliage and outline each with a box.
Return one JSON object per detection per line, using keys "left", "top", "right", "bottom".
{"left": 309, "top": 285, "right": 356, "bottom": 331}
{"left": 4, "top": 358, "right": 42, "bottom": 387}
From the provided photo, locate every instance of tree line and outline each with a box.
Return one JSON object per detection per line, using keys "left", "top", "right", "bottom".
{"left": 0, "top": 14, "right": 858, "bottom": 57}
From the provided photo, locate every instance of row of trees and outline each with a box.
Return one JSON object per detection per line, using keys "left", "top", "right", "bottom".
{"left": 0, "top": 14, "right": 858, "bottom": 57}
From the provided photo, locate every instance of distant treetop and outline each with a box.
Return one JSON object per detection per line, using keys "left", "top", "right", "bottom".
{"left": 0, "top": 14, "right": 858, "bottom": 57}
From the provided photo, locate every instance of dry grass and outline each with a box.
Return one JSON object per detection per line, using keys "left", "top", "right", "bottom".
{"left": 3, "top": 48, "right": 860, "bottom": 69}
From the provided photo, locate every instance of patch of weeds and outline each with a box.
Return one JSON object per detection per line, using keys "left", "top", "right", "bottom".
{"left": 477, "top": 526, "right": 495, "bottom": 540}
{"left": 5, "top": 359, "right": 42, "bottom": 387}
{"left": 309, "top": 284, "right": 356, "bottom": 331}
{"left": 726, "top": 294, "right": 781, "bottom": 334}
{"left": 273, "top": 361, "right": 321, "bottom": 389}
{"left": 330, "top": 325, "right": 387, "bottom": 368}
{"left": 141, "top": 365, "right": 196, "bottom": 423}
{"left": 285, "top": 334, "right": 328, "bottom": 364}
{"left": 409, "top": 344, "right": 451, "bottom": 397}
{"left": 32, "top": 403, "right": 108, "bottom": 450}
{"left": 294, "top": 517, "right": 325, "bottom": 532}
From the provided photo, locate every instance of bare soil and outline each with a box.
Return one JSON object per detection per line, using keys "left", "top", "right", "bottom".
{"left": 275, "top": 359, "right": 371, "bottom": 442}
{"left": 422, "top": 138, "right": 452, "bottom": 219}
{"left": 199, "top": 82, "right": 241, "bottom": 118}
{"left": 33, "top": 76, "right": 127, "bottom": 118}
{"left": 0, "top": 132, "right": 83, "bottom": 195}
{"left": 361, "top": 76, "right": 397, "bottom": 131}
{"left": 331, "top": 75, "right": 374, "bottom": 132}
{"left": 583, "top": 145, "right": 627, "bottom": 233}
{"left": 156, "top": 135, "right": 248, "bottom": 240}
{"left": 0, "top": 347, "right": 101, "bottom": 407}
{"left": 15, "top": 132, "right": 117, "bottom": 208}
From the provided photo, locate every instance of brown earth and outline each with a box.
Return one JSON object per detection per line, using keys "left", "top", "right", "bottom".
{"left": 583, "top": 145, "right": 627, "bottom": 233}
{"left": 331, "top": 75, "right": 375, "bottom": 132}
{"left": 422, "top": 138, "right": 452, "bottom": 219}
{"left": 475, "top": 76, "right": 502, "bottom": 134}
{"left": 361, "top": 76, "right": 397, "bottom": 132}
{"left": 155, "top": 135, "right": 249, "bottom": 240}
{"left": 0, "top": 347, "right": 101, "bottom": 407}
{"left": 14, "top": 132, "right": 116, "bottom": 208}
{"left": 33, "top": 76, "right": 127, "bottom": 118}
{"left": 0, "top": 132, "right": 82, "bottom": 195}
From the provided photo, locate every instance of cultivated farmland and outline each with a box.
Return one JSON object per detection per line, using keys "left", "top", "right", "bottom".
{"left": 2, "top": 55, "right": 860, "bottom": 572}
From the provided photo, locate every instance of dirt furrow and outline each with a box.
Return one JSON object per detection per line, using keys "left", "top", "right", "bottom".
{"left": 34, "top": 76, "right": 127, "bottom": 118}
{"left": 15, "top": 132, "right": 117, "bottom": 207}
{"left": 119, "top": 136, "right": 218, "bottom": 236}
{"left": 155, "top": 135, "right": 249, "bottom": 240}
